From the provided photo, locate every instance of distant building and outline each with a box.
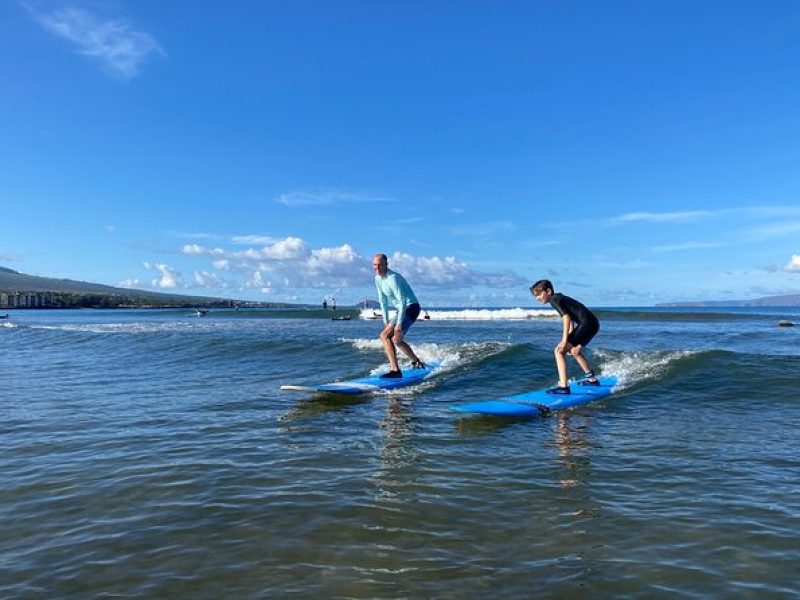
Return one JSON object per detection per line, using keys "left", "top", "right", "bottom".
{"left": 0, "top": 292, "right": 57, "bottom": 308}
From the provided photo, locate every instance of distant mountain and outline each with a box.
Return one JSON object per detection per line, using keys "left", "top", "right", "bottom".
{"left": 0, "top": 266, "right": 275, "bottom": 309}
{"left": 356, "top": 299, "right": 380, "bottom": 309}
{"left": 657, "top": 293, "right": 800, "bottom": 308}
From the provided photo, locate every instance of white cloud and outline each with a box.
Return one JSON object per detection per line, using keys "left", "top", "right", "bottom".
{"left": 388, "top": 252, "right": 526, "bottom": 288}
{"left": 243, "top": 271, "right": 273, "bottom": 295}
{"left": 184, "top": 237, "right": 310, "bottom": 264}
{"left": 611, "top": 210, "right": 713, "bottom": 224}
{"left": 737, "top": 206, "right": 800, "bottom": 219}
{"left": 748, "top": 221, "right": 800, "bottom": 241}
{"left": 275, "top": 189, "right": 394, "bottom": 207}
{"left": 171, "top": 231, "right": 217, "bottom": 240}
{"left": 650, "top": 241, "right": 723, "bottom": 253}
{"left": 784, "top": 254, "right": 800, "bottom": 273}
{"left": 257, "top": 237, "right": 309, "bottom": 260}
{"left": 193, "top": 271, "right": 228, "bottom": 289}
{"left": 307, "top": 244, "right": 361, "bottom": 284}
{"left": 143, "top": 262, "right": 181, "bottom": 289}
{"left": 117, "top": 278, "right": 142, "bottom": 288}
{"left": 182, "top": 244, "right": 206, "bottom": 256}
{"left": 231, "top": 235, "right": 277, "bottom": 245}
{"left": 182, "top": 244, "right": 226, "bottom": 258}
{"left": 24, "top": 2, "right": 164, "bottom": 79}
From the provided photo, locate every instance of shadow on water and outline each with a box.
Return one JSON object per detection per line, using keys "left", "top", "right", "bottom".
{"left": 278, "top": 392, "right": 371, "bottom": 421}
{"left": 453, "top": 413, "right": 543, "bottom": 435}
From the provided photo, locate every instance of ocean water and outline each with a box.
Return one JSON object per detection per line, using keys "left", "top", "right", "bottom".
{"left": 2, "top": 306, "right": 800, "bottom": 599}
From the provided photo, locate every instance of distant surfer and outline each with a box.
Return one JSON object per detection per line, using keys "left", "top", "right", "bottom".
{"left": 372, "top": 253, "right": 425, "bottom": 378}
{"left": 531, "top": 279, "right": 600, "bottom": 394}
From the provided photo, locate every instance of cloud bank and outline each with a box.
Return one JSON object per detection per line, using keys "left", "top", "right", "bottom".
{"left": 172, "top": 236, "right": 525, "bottom": 297}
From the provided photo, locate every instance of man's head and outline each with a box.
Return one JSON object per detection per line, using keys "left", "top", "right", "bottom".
{"left": 372, "top": 253, "right": 388, "bottom": 277}
{"left": 530, "top": 279, "right": 553, "bottom": 304}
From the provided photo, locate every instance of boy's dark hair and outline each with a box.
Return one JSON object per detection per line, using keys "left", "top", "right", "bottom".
{"left": 530, "top": 279, "right": 553, "bottom": 295}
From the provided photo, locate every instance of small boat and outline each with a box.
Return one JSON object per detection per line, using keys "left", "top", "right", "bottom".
{"left": 332, "top": 315, "right": 352, "bottom": 321}
{"left": 195, "top": 309, "right": 209, "bottom": 317}
{"left": 0, "top": 314, "right": 9, "bottom": 319}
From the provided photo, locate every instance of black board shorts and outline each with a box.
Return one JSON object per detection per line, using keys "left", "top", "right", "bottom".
{"left": 400, "top": 303, "right": 421, "bottom": 331}
{"left": 567, "top": 319, "right": 599, "bottom": 347}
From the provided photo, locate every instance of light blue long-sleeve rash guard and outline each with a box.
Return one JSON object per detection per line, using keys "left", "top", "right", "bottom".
{"left": 375, "top": 269, "right": 419, "bottom": 326}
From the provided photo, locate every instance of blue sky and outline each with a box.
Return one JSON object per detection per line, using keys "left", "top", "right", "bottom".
{"left": 2, "top": 1, "right": 800, "bottom": 307}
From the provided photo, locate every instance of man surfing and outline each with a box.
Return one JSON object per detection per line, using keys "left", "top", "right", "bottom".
{"left": 372, "top": 253, "right": 425, "bottom": 378}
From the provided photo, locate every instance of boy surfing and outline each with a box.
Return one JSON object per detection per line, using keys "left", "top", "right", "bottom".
{"left": 531, "top": 279, "right": 600, "bottom": 394}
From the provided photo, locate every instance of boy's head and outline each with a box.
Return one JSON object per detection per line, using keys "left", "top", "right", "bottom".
{"left": 530, "top": 279, "right": 553, "bottom": 304}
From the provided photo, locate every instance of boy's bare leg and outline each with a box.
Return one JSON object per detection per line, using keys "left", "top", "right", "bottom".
{"left": 555, "top": 346, "right": 569, "bottom": 388}
{"left": 570, "top": 345, "right": 596, "bottom": 380}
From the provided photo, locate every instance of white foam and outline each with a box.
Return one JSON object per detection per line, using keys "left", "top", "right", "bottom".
{"left": 594, "top": 348, "right": 700, "bottom": 390}
{"left": 358, "top": 307, "right": 556, "bottom": 321}
{"left": 29, "top": 322, "right": 221, "bottom": 334}
{"left": 340, "top": 338, "right": 511, "bottom": 379}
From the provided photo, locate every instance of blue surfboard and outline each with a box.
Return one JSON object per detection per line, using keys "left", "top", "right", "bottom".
{"left": 281, "top": 362, "right": 439, "bottom": 395}
{"left": 451, "top": 375, "right": 618, "bottom": 417}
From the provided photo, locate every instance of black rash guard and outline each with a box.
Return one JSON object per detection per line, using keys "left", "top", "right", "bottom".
{"left": 549, "top": 293, "right": 600, "bottom": 346}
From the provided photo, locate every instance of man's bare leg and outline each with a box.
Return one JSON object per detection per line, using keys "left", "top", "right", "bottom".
{"left": 380, "top": 324, "right": 400, "bottom": 371}
{"left": 396, "top": 340, "right": 420, "bottom": 364}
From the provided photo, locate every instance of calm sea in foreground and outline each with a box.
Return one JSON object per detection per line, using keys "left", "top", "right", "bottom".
{"left": 2, "top": 305, "right": 800, "bottom": 599}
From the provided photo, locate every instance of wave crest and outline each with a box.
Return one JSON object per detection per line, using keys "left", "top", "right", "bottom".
{"left": 358, "top": 307, "right": 556, "bottom": 321}
{"left": 594, "top": 348, "right": 702, "bottom": 389}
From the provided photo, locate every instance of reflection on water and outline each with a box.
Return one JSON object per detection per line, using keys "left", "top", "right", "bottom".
{"left": 552, "top": 413, "right": 594, "bottom": 489}
{"left": 370, "top": 397, "right": 420, "bottom": 502}
{"left": 379, "top": 397, "right": 417, "bottom": 469}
